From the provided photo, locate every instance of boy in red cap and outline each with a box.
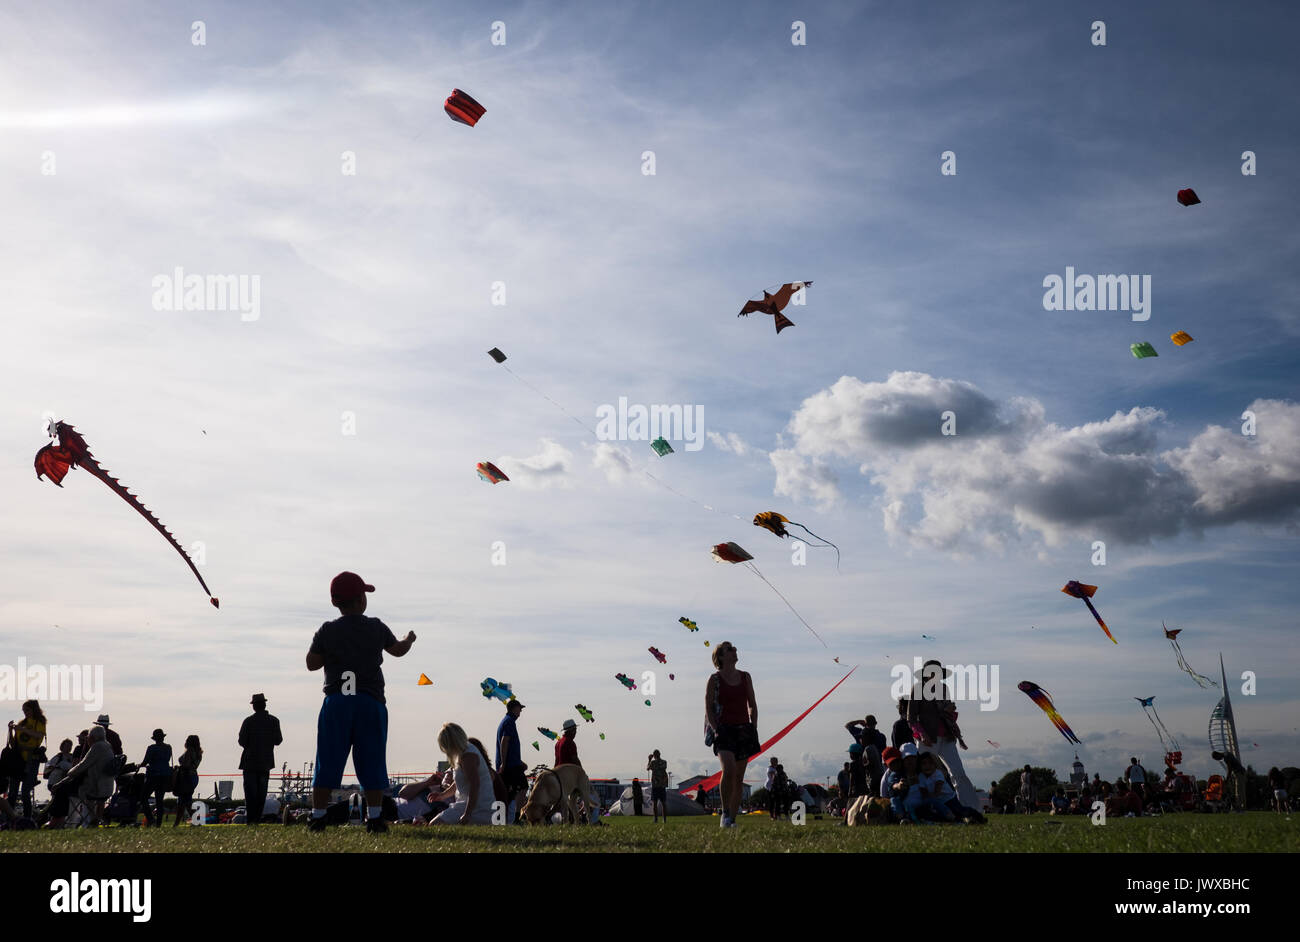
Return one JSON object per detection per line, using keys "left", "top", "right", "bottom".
{"left": 306, "top": 572, "right": 415, "bottom": 833}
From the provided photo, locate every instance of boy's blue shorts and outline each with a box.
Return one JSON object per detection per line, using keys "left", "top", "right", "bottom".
{"left": 312, "top": 692, "right": 389, "bottom": 791}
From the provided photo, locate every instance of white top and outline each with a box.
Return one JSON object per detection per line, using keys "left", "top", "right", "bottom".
{"left": 453, "top": 745, "right": 496, "bottom": 823}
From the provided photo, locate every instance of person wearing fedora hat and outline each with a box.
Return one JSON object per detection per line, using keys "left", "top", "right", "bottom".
{"left": 555, "top": 718, "right": 582, "bottom": 769}
{"left": 307, "top": 572, "right": 416, "bottom": 833}
{"left": 907, "top": 659, "right": 980, "bottom": 812}
{"left": 238, "top": 694, "right": 282, "bottom": 826}
{"left": 140, "top": 729, "right": 173, "bottom": 826}
{"left": 93, "top": 714, "right": 123, "bottom": 758}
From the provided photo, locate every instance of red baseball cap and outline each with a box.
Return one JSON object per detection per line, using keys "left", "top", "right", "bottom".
{"left": 881, "top": 746, "right": 901, "bottom": 765}
{"left": 330, "top": 572, "right": 375, "bottom": 605}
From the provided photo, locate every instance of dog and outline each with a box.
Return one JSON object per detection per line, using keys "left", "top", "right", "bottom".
{"left": 521, "top": 764, "right": 598, "bottom": 825}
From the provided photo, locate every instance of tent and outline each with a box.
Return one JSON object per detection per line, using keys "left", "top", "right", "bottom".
{"left": 606, "top": 786, "right": 709, "bottom": 816}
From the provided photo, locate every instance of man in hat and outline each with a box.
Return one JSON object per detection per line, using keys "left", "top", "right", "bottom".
{"left": 306, "top": 571, "right": 415, "bottom": 834}
{"left": 555, "top": 718, "right": 581, "bottom": 768}
{"left": 141, "top": 729, "right": 173, "bottom": 827}
{"left": 238, "top": 693, "right": 283, "bottom": 825}
{"left": 95, "top": 715, "right": 123, "bottom": 757}
{"left": 495, "top": 698, "right": 528, "bottom": 821}
{"left": 907, "top": 658, "right": 980, "bottom": 811}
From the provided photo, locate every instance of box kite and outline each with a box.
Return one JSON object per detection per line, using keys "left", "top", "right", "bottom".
{"left": 445, "top": 88, "right": 486, "bottom": 126}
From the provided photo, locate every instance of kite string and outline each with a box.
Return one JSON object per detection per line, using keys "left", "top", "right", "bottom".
{"left": 743, "top": 560, "right": 828, "bottom": 649}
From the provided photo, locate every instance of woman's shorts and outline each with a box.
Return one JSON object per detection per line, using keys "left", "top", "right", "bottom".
{"left": 713, "top": 723, "right": 760, "bottom": 762}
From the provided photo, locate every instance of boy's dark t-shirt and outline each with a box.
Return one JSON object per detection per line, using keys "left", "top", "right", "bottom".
{"left": 309, "top": 614, "right": 398, "bottom": 703}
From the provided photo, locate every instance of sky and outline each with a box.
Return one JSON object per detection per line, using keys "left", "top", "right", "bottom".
{"left": 2, "top": 0, "right": 1298, "bottom": 799}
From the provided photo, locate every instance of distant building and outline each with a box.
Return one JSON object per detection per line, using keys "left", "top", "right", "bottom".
{"left": 1070, "top": 755, "right": 1086, "bottom": 788}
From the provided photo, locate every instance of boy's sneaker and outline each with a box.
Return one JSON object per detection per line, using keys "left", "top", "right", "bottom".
{"left": 365, "top": 818, "right": 388, "bottom": 834}
{"left": 308, "top": 815, "right": 329, "bottom": 833}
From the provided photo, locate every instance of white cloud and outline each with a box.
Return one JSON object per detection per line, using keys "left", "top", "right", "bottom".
{"left": 778, "top": 373, "right": 1300, "bottom": 551}
{"left": 500, "top": 439, "right": 573, "bottom": 489}
{"left": 707, "top": 430, "right": 751, "bottom": 456}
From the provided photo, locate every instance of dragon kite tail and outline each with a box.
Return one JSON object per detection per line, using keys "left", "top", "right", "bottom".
{"left": 788, "top": 522, "right": 841, "bottom": 569}
{"left": 84, "top": 463, "right": 219, "bottom": 608}
{"left": 1083, "top": 597, "right": 1117, "bottom": 643}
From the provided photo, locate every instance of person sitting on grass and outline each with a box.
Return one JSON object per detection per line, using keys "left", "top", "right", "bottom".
{"left": 1050, "top": 787, "right": 1070, "bottom": 815}
{"left": 429, "top": 723, "right": 494, "bottom": 825}
{"left": 879, "top": 747, "right": 908, "bottom": 822}
{"left": 1106, "top": 781, "right": 1143, "bottom": 818}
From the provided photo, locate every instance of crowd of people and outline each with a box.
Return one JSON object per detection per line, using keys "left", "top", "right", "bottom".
{"left": 1, "top": 702, "right": 206, "bottom": 829}
{"left": 4, "top": 577, "right": 1287, "bottom": 832}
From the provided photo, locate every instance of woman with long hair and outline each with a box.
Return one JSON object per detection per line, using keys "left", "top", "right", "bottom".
{"left": 172, "top": 735, "right": 203, "bottom": 826}
{"left": 429, "top": 723, "right": 494, "bottom": 825}
{"left": 6, "top": 700, "right": 47, "bottom": 819}
{"left": 704, "top": 642, "right": 758, "bottom": 828}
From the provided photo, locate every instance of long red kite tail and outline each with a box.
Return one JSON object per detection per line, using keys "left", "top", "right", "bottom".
{"left": 691, "top": 665, "right": 857, "bottom": 794}
{"left": 1083, "top": 597, "right": 1116, "bottom": 643}
{"left": 81, "top": 460, "right": 219, "bottom": 608}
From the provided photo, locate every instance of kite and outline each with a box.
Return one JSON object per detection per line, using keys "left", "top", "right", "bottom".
{"left": 680, "top": 617, "right": 699, "bottom": 632}
{"left": 1170, "top": 331, "right": 1194, "bottom": 346}
{"left": 537, "top": 727, "right": 558, "bottom": 741}
{"left": 713, "top": 543, "right": 829, "bottom": 650}
{"left": 690, "top": 665, "right": 856, "bottom": 795}
{"left": 737, "top": 281, "right": 811, "bottom": 334}
{"left": 752, "top": 512, "right": 840, "bottom": 567}
{"left": 599, "top": 733, "right": 605, "bottom": 740}
{"left": 476, "top": 461, "right": 509, "bottom": 484}
{"left": 616, "top": 673, "right": 637, "bottom": 690}
{"left": 1135, "top": 695, "right": 1180, "bottom": 760}
{"left": 444, "top": 88, "right": 485, "bottom": 126}
{"left": 1176, "top": 188, "right": 1201, "bottom": 206}
{"left": 532, "top": 741, "right": 539, "bottom": 751}
{"left": 480, "top": 678, "right": 514, "bottom": 702}
{"left": 651, "top": 437, "right": 674, "bottom": 457}
{"left": 669, "top": 673, "right": 675, "bottom": 680}
{"left": 418, "top": 674, "right": 433, "bottom": 686}
{"left": 987, "top": 740, "right": 1000, "bottom": 749}
{"left": 1163, "top": 621, "right": 1217, "bottom": 688}
{"left": 648, "top": 646, "right": 667, "bottom": 664}
{"left": 921, "top": 634, "right": 936, "bottom": 641}
{"left": 1018, "top": 681, "right": 1081, "bottom": 744}
{"left": 575, "top": 704, "right": 594, "bottom": 723}
{"left": 35, "top": 421, "right": 218, "bottom": 608}
{"left": 644, "top": 699, "right": 651, "bottom": 706}
{"left": 487, "top": 348, "right": 507, "bottom": 363}
{"left": 1061, "top": 581, "right": 1117, "bottom": 644}
{"left": 1131, "top": 342, "right": 1158, "bottom": 359}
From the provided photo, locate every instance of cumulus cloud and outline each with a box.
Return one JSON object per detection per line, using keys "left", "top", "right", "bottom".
{"left": 590, "top": 442, "right": 638, "bottom": 485}
{"left": 774, "top": 372, "right": 1300, "bottom": 551}
{"left": 707, "top": 430, "right": 751, "bottom": 456}
{"left": 500, "top": 439, "right": 573, "bottom": 489}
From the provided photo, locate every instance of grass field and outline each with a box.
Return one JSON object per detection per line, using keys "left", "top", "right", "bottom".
{"left": 4, "top": 812, "right": 1296, "bottom": 853}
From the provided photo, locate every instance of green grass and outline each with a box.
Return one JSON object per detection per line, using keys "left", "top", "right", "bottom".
{"left": 4, "top": 812, "right": 1297, "bottom": 853}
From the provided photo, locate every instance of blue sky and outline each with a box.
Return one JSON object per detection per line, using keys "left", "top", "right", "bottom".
{"left": 2, "top": 0, "right": 1297, "bottom": 796}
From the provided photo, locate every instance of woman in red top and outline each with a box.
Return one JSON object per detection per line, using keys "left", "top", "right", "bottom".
{"left": 705, "top": 642, "right": 758, "bottom": 827}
